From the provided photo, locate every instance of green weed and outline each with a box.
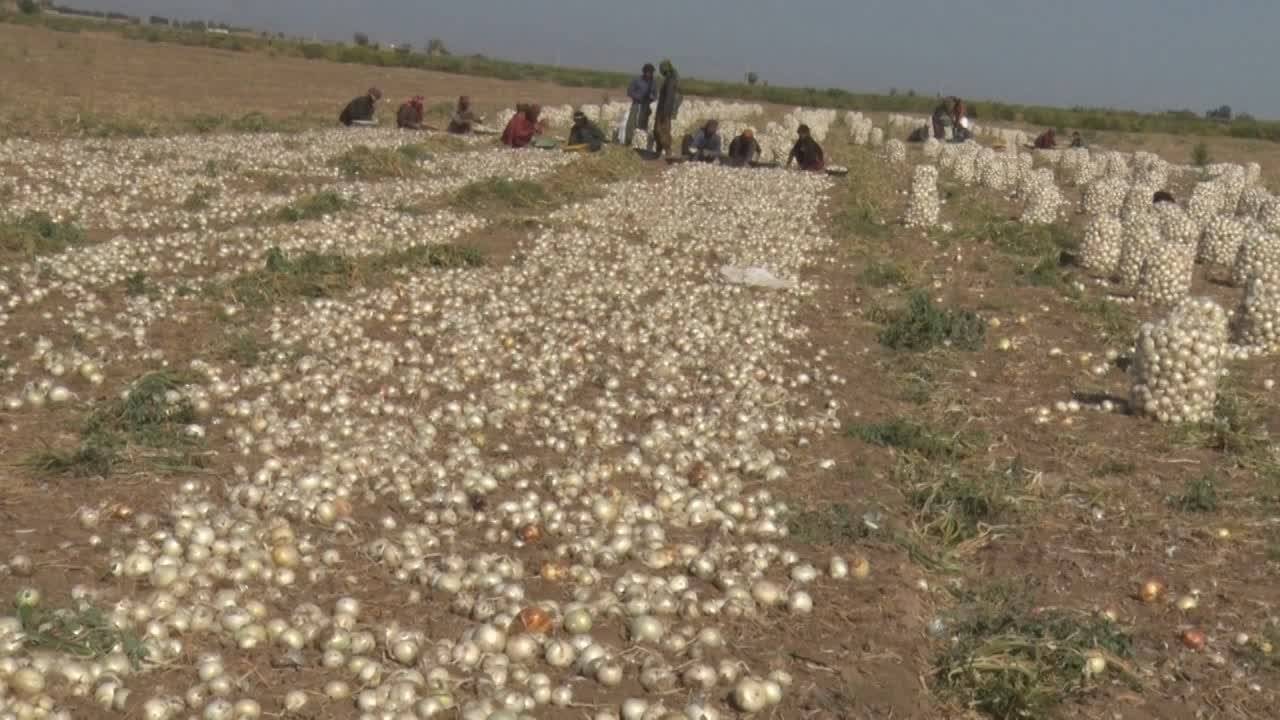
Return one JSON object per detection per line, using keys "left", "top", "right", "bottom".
{"left": 0, "top": 212, "right": 85, "bottom": 257}
{"left": 858, "top": 261, "right": 910, "bottom": 288}
{"left": 16, "top": 600, "right": 146, "bottom": 666}
{"left": 787, "top": 503, "right": 868, "bottom": 545}
{"left": 936, "top": 583, "right": 1134, "bottom": 719}
{"left": 848, "top": 418, "right": 978, "bottom": 460}
{"left": 277, "top": 191, "right": 350, "bottom": 222}
{"left": 181, "top": 183, "right": 218, "bottom": 211}
{"left": 331, "top": 145, "right": 425, "bottom": 179}
{"left": 878, "top": 291, "right": 985, "bottom": 351}
{"left": 451, "top": 178, "right": 551, "bottom": 210}
{"left": 1172, "top": 474, "right": 1219, "bottom": 513}
{"left": 901, "top": 457, "right": 1030, "bottom": 547}
{"left": 986, "top": 221, "right": 1075, "bottom": 257}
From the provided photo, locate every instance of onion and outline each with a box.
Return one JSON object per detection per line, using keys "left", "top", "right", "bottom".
{"left": 731, "top": 677, "right": 769, "bottom": 712}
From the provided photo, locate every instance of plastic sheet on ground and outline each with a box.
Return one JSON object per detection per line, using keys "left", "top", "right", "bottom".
{"left": 718, "top": 265, "right": 797, "bottom": 289}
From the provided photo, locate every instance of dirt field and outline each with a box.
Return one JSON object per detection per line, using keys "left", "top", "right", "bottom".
{"left": 1, "top": 20, "right": 1279, "bottom": 720}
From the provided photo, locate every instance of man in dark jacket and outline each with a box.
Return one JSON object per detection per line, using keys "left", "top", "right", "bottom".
{"left": 786, "top": 124, "right": 824, "bottom": 172}
{"left": 624, "top": 64, "right": 656, "bottom": 146}
{"left": 568, "top": 111, "right": 606, "bottom": 151}
{"left": 932, "top": 99, "right": 950, "bottom": 140}
{"left": 725, "top": 128, "right": 762, "bottom": 167}
{"left": 339, "top": 87, "right": 382, "bottom": 126}
{"left": 652, "top": 59, "right": 680, "bottom": 157}
{"left": 396, "top": 96, "right": 426, "bottom": 130}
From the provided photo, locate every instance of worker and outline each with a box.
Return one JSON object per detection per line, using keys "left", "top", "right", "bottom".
{"left": 1033, "top": 128, "right": 1057, "bottom": 149}
{"left": 931, "top": 99, "right": 951, "bottom": 140}
{"left": 339, "top": 87, "right": 382, "bottom": 126}
{"left": 396, "top": 96, "right": 426, "bottom": 130}
{"left": 652, "top": 59, "right": 680, "bottom": 157}
{"left": 951, "top": 97, "right": 970, "bottom": 141}
{"left": 625, "top": 63, "right": 657, "bottom": 146}
{"left": 682, "top": 119, "right": 722, "bottom": 162}
{"left": 786, "top": 124, "right": 825, "bottom": 172}
{"left": 501, "top": 104, "right": 545, "bottom": 148}
{"left": 567, "top": 110, "right": 606, "bottom": 152}
{"left": 1153, "top": 190, "right": 1176, "bottom": 205}
{"left": 725, "top": 128, "right": 762, "bottom": 167}
{"left": 448, "top": 96, "right": 480, "bottom": 134}
{"left": 1070, "top": 131, "right": 1086, "bottom": 149}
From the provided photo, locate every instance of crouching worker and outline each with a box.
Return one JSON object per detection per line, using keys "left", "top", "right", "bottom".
{"left": 681, "top": 119, "right": 722, "bottom": 162}
{"left": 567, "top": 111, "right": 607, "bottom": 152}
{"left": 1033, "top": 128, "right": 1057, "bottom": 149}
{"left": 786, "top": 124, "right": 825, "bottom": 171}
{"left": 725, "top": 127, "right": 761, "bottom": 167}
{"left": 502, "top": 104, "right": 545, "bottom": 148}
{"left": 448, "top": 96, "right": 480, "bottom": 134}
{"left": 397, "top": 96, "right": 426, "bottom": 130}
{"left": 340, "top": 87, "right": 382, "bottom": 126}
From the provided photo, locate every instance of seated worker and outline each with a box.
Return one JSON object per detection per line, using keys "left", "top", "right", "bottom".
{"left": 448, "top": 96, "right": 480, "bottom": 134}
{"left": 725, "top": 127, "right": 762, "bottom": 167}
{"left": 339, "top": 87, "right": 382, "bottom": 126}
{"left": 1033, "top": 128, "right": 1057, "bottom": 149}
{"left": 501, "top": 104, "right": 544, "bottom": 148}
{"left": 396, "top": 96, "right": 426, "bottom": 130}
{"left": 681, "top": 119, "right": 722, "bottom": 162}
{"left": 567, "top": 110, "right": 607, "bottom": 151}
{"left": 1070, "top": 131, "right": 1086, "bottom": 149}
{"left": 786, "top": 124, "right": 825, "bottom": 171}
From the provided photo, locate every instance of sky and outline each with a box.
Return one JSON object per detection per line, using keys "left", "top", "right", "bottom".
{"left": 63, "top": 0, "right": 1280, "bottom": 118}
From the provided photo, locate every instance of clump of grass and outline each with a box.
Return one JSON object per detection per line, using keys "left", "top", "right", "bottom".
{"left": 1191, "top": 142, "right": 1211, "bottom": 168}
{"left": 858, "top": 261, "right": 909, "bottom": 288}
{"left": 16, "top": 600, "right": 147, "bottom": 666}
{"left": 181, "top": 183, "right": 218, "bottom": 211}
{"left": 223, "top": 332, "right": 266, "bottom": 367}
{"left": 1019, "top": 254, "right": 1066, "bottom": 289}
{"left": 277, "top": 191, "right": 350, "bottom": 222}
{"left": 1170, "top": 383, "right": 1269, "bottom": 459}
{"left": 0, "top": 211, "right": 85, "bottom": 257}
{"left": 848, "top": 418, "right": 978, "bottom": 460}
{"left": 900, "top": 457, "right": 1029, "bottom": 547}
{"left": 985, "top": 221, "right": 1076, "bottom": 257}
{"left": 1092, "top": 459, "right": 1136, "bottom": 477}
{"left": 124, "top": 271, "right": 153, "bottom": 298}
{"left": 218, "top": 244, "right": 484, "bottom": 307}
{"left": 936, "top": 583, "right": 1134, "bottom": 719}
{"left": 1172, "top": 474, "right": 1219, "bottom": 512}
{"left": 27, "top": 371, "right": 204, "bottom": 478}
{"left": 452, "top": 178, "right": 551, "bottom": 210}
{"left": 878, "top": 291, "right": 985, "bottom": 351}
{"left": 787, "top": 503, "right": 868, "bottom": 545}
{"left": 1076, "top": 296, "right": 1135, "bottom": 341}
{"left": 331, "top": 145, "right": 426, "bottom": 179}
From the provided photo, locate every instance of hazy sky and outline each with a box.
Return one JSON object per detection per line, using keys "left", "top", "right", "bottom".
{"left": 65, "top": 1, "right": 1280, "bottom": 118}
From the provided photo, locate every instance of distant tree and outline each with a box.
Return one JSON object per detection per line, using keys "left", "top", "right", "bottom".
{"left": 888, "top": 87, "right": 898, "bottom": 96}
{"left": 395, "top": 42, "right": 412, "bottom": 54}
{"left": 1205, "top": 104, "right": 1232, "bottom": 121}
{"left": 426, "top": 37, "right": 449, "bottom": 56}
{"left": 353, "top": 31, "right": 370, "bottom": 46}
{"left": 745, "top": 71, "right": 759, "bottom": 86}
{"left": 148, "top": 15, "right": 169, "bottom": 25}
{"left": 906, "top": 89, "right": 916, "bottom": 97}
{"left": 17, "top": 0, "right": 40, "bottom": 14}
{"left": 1237, "top": 112, "right": 1256, "bottom": 123}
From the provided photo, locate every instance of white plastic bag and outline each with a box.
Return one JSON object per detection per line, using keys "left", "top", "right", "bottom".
{"left": 719, "top": 265, "right": 796, "bottom": 289}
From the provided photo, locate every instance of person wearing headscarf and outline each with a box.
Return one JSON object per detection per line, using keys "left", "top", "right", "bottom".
{"left": 624, "top": 63, "right": 657, "bottom": 146}
{"left": 651, "top": 59, "right": 680, "bottom": 157}
{"left": 1033, "top": 128, "right": 1057, "bottom": 149}
{"left": 501, "top": 104, "right": 544, "bottom": 148}
{"left": 786, "top": 124, "right": 825, "bottom": 172}
{"left": 932, "top": 98, "right": 951, "bottom": 140}
{"left": 681, "top": 119, "right": 722, "bottom": 162}
{"left": 1070, "top": 131, "right": 1086, "bottom": 149}
{"left": 568, "top": 110, "right": 607, "bottom": 151}
{"left": 339, "top": 87, "right": 382, "bottom": 126}
{"left": 448, "top": 96, "right": 480, "bottom": 134}
{"left": 396, "top": 96, "right": 426, "bottom": 130}
{"left": 726, "top": 127, "right": 762, "bottom": 167}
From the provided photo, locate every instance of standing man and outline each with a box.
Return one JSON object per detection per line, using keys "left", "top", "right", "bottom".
{"left": 652, "top": 59, "right": 680, "bottom": 158}
{"left": 625, "top": 63, "right": 657, "bottom": 147}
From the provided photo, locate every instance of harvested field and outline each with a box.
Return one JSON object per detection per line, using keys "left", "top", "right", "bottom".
{"left": 0, "top": 21, "right": 1278, "bottom": 720}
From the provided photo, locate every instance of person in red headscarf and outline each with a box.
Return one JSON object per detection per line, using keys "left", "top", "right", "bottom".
{"left": 1033, "top": 128, "right": 1057, "bottom": 149}
{"left": 339, "top": 87, "right": 382, "bottom": 126}
{"left": 501, "top": 104, "right": 544, "bottom": 148}
{"left": 396, "top": 96, "right": 426, "bottom": 130}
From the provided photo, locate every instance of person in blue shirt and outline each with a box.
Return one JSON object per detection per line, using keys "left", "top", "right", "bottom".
{"left": 624, "top": 64, "right": 657, "bottom": 146}
{"left": 682, "top": 119, "right": 722, "bottom": 162}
